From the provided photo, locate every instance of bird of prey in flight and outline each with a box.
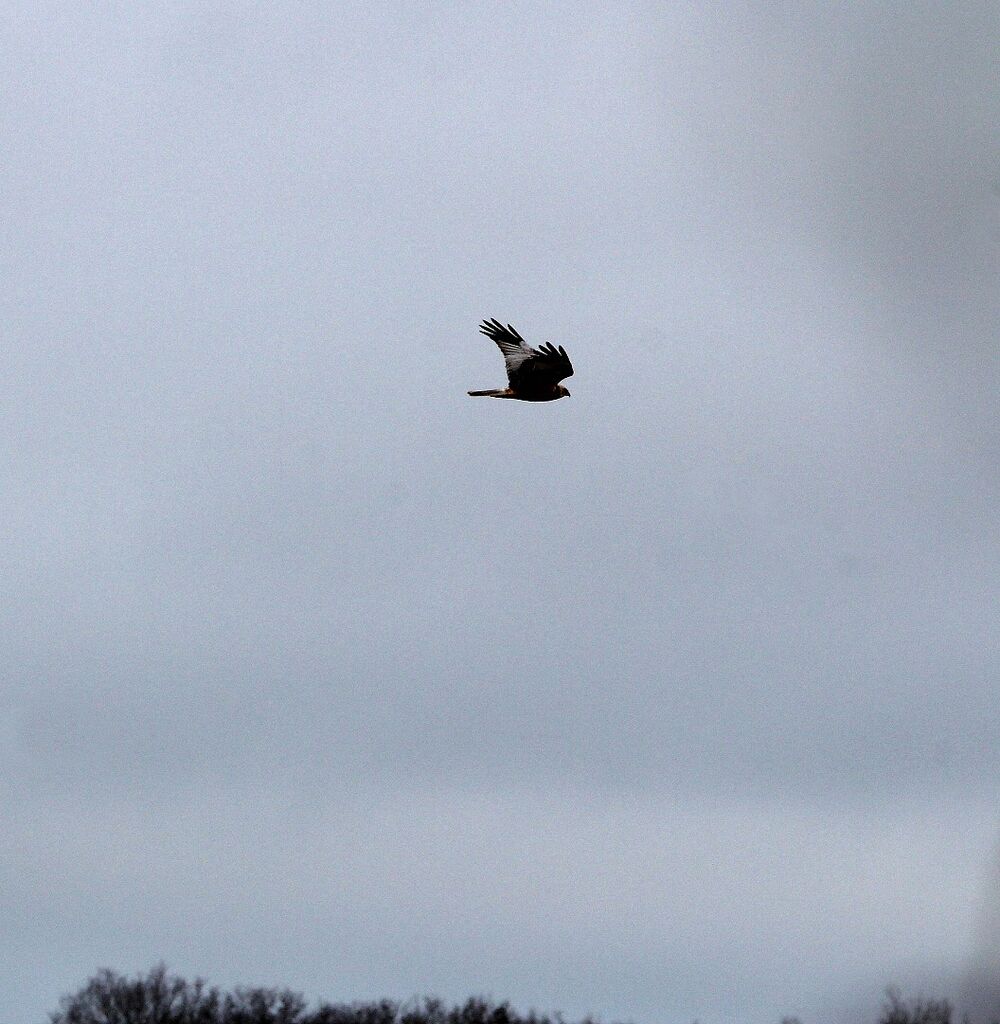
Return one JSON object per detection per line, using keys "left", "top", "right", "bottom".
{"left": 468, "top": 319, "right": 574, "bottom": 401}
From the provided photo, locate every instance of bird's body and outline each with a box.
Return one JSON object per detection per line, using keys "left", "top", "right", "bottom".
{"left": 469, "top": 319, "right": 573, "bottom": 401}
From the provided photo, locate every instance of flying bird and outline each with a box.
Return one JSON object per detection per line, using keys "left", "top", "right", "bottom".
{"left": 469, "top": 319, "right": 574, "bottom": 401}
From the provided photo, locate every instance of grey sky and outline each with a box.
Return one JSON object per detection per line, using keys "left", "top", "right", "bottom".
{"left": 2, "top": 3, "right": 998, "bottom": 1023}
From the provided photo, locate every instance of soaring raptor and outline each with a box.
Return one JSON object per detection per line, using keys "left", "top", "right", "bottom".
{"left": 469, "top": 319, "right": 573, "bottom": 401}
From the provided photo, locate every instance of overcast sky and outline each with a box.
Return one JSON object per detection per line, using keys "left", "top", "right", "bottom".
{"left": 2, "top": 3, "right": 998, "bottom": 1023}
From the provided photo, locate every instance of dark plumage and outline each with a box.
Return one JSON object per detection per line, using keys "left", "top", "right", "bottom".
{"left": 468, "top": 319, "right": 574, "bottom": 401}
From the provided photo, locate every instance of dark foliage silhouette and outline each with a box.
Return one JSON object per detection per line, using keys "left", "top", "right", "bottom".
{"left": 50, "top": 966, "right": 991, "bottom": 1024}
{"left": 48, "top": 966, "right": 610, "bottom": 1024}
{"left": 878, "top": 988, "right": 955, "bottom": 1024}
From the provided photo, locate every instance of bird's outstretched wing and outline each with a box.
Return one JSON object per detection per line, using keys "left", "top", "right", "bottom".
{"left": 479, "top": 319, "right": 574, "bottom": 389}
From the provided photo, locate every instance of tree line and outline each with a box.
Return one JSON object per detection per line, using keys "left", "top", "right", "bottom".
{"left": 48, "top": 965, "right": 968, "bottom": 1024}
{"left": 48, "top": 965, "right": 606, "bottom": 1024}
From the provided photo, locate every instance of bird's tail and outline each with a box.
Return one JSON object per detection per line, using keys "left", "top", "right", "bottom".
{"left": 467, "top": 388, "right": 511, "bottom": 398}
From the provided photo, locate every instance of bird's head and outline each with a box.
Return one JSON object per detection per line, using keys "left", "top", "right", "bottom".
{"left": 557, "top": 385, "right": 571, "bottom": 398}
